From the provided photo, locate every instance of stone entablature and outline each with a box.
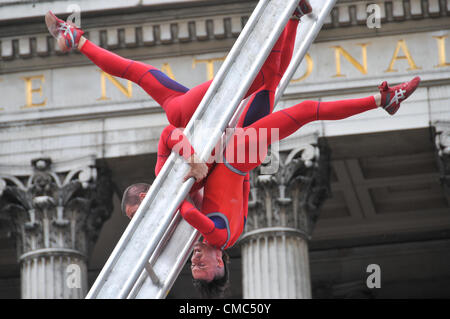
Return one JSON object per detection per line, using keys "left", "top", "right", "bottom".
{"left": 1, "top": 30, "right": 448, "bottom": 118}
{"left": 0, "top": 0, "right": 447, "bottom": 23}
{"left": 0, "top": 0, "right": 448, "bottom": 62}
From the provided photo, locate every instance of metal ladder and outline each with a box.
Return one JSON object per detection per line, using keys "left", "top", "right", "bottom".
{"left": 86, "top": 0, "right": 337, "bottom": 299}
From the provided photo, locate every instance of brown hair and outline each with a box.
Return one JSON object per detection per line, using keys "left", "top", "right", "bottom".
{"left": 121, "top": 183, "right": 151, "bottom": 215}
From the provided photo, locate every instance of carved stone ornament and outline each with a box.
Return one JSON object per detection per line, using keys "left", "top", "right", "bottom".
{"left": 245, "top": 138, "right": 331, "bottom": 239}
{"left": 0, "top": 157, "right": 114, "bottom": 260}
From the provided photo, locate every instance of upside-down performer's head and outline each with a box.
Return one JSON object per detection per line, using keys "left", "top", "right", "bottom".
{"left": 190, "top": 241, "right": 230, "bottom": 298}
{"left": 121, "top": 183, "right": 150, "bottom": 219}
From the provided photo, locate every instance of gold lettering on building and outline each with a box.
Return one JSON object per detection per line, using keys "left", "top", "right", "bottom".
{"left": 385, "top": 39, "right": 421, "bottom": 72}
{"left": 192, "top": 56, "right": 226, "bottom": 80}
{"left": 332, "top": 43, "right": 370, "bottom": 77}
{"left": 21, "top": 75, "right": 47, "bottom": 108}
{"left": 291, "top": 53, "right": 314, "bottom": 83}
{"left": 161, "top": 63, "right": 176, "bottom": 80}
{"left": 433, "top": 35, "right": 450, "bottom": 68}
{"left": 97, "top": 70, "right": 133, "bottom": 101}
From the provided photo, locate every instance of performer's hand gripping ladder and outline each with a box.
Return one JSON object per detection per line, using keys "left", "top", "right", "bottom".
{"left": 86, "top": 0, "right": 337, "bottom": 299}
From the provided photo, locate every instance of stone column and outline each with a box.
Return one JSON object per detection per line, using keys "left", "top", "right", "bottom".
{"left": 241, "top": 138, "right": 331, "bottom": 299}
{"left": 0, "top": 157, "right": 113, "bottom": 299}
{"left": 433, "top": 122, "right": 450, "bottom": 201}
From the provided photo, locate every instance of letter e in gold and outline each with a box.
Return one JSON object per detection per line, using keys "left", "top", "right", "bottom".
{"left": 22, "top": 75, "right": 47, "bottom": 108}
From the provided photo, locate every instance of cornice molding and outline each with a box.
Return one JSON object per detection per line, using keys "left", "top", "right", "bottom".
{"left": 0, "top": 0, "right": 448, "bottom": 63}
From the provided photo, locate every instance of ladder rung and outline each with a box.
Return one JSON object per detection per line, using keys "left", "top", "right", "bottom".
{"left": 145, "top": 263, "right": 161, "bottom": 286}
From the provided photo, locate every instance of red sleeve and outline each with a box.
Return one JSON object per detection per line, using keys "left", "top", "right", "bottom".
{"left": 180, "top": 200, "right": 228, "bottom": 248}
{"left": 155, "top": 125, "right": 196, "bottom": 176}
{"left": 179, "top": 200, "right": 215, "bottom": 234}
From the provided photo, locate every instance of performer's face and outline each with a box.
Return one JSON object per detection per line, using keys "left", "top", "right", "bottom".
{"left": 125, "top": 204, "right": 139, "bottom": 219}
{"left": 190, "top": 241, "right": 224, "bottom": 282}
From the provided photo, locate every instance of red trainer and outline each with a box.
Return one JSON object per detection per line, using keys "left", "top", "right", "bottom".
{"left": 378, "top": 76, "right": 421, "bottom": 115}
{"left": 45, "top": 11, "right": 84, "bottom": 52}
{"left": 292, "top": 0, "right": 313, "bottom": 19}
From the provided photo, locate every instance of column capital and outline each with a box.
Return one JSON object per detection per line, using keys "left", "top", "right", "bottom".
{"left": 244, "top": 136, "right": 331, "bottom": 240}
{"left": 0, "top": 156, "right": 114, "bottom": 260}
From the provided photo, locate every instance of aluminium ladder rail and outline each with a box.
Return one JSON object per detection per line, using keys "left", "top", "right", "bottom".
{"left": 129, "top": 0, "right": 338, "bottom": 299}
{"left": 86, "top": 0, "right": 301, "bottom": 299}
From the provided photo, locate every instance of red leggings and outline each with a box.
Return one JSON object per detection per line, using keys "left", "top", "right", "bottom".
{"left": 80, "top": 20, "right": 299, "bottom": 128}
{"left": 226, "top": 96, "right": 379, "bottom": 172}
